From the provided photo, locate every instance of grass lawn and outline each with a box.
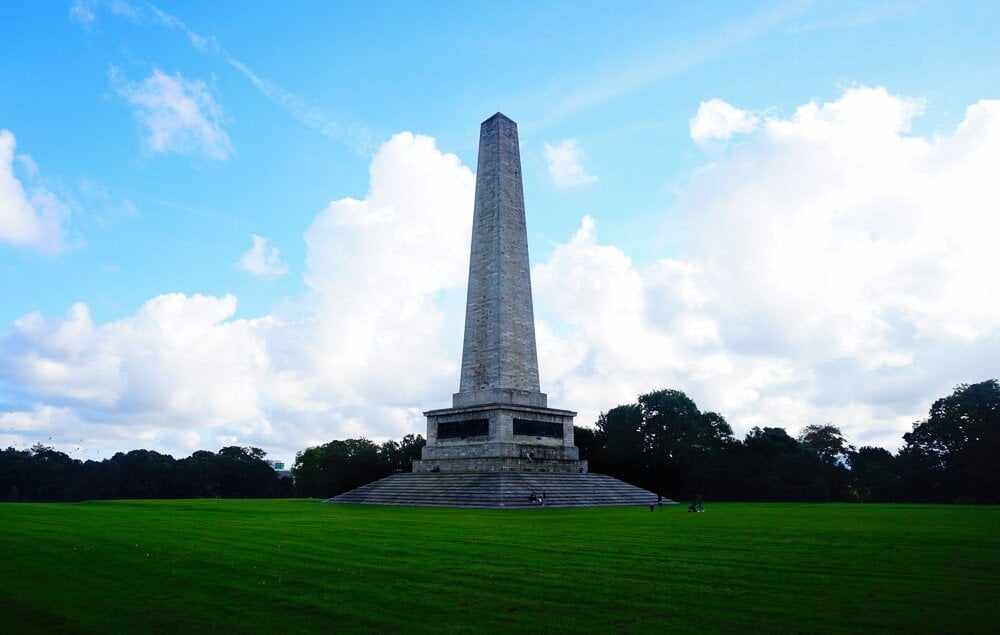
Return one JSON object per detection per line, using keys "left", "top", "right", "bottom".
{"left": 1, "top": 500, "right": 997, "bottom": 633}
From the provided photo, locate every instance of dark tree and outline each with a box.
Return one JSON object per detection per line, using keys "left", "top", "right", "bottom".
{"left": 573, "top": 426, "right": 601, "bottom": 470}
{"left": 380, "top": 434, "right": 426, "bottom": 474}
{"left": 850, "top": 446, "right": 899, "bottom": 502}
{"left": 0, "top": 445, "right": 79, "bottom": 502}
{"left": 899, "top": 379, "right": 1000, "bottom": 502}
{"left": 587, "top": 390, "right": 735, "bottom": 499}
{"left": 218, "top": 446, "right": 268, "bottom": 461}
{"left": 638, "top": 389, "right": 735, "bottom": 498}
{"left": 172, "top": 450, "right": 222, "bottom": 497}
{"left": 214, "top": 446, "right": 282, "bottom": 498}
{"left": 293, "top": 434, "right": 427, "bottom": 498}
{"left": 293, "top": 438, "right": 383, "bottom": 498}
{"left": 110, "top": 449, "right": 176, "bottom": 499}
{"left": 0, "top": 444, "right": 288, "bottom": 501}
{"left": 734, "top": 427, "right": 830, "bottom": 501}
{"left": 797, "top": 424, "right": 854, "bottom": 500}
{"left": 595, "top": 404, "right": 644, "bottom": 487}
{"left": 798, "top": 424, "right": 854, "bottom": 467}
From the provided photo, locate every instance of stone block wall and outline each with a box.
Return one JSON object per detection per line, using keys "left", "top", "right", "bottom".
{"left": 458, "top": 113, "right": 542, "bottom": 404}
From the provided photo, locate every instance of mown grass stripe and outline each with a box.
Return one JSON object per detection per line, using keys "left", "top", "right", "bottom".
{"left": 1, "top": 501, "right": 998, "bottom": 633}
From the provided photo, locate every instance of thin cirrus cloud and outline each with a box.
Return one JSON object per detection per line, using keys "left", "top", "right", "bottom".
{"left": 526, "top": 0, "right": 810, "bottom": 131}
{"left": 76, "top": 0, "right": 371, "bottom": 153}
{"left": 236, "top": 234, "right": 289, "bottom": 279}
{"left": 790, "top": 1, "right": 921, "bottom": 33}
{"left": 0, "top": 129, "right": 69, "bottom": 254}
{"left": 111, "top": 67, "right": 235, "bottom": 160}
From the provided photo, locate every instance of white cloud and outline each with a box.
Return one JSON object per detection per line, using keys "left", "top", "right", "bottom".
{"left": 0, "top": 296, "right": 271, "bottom": 416}
{"left": 0, "top": 132, "right": 472, "bottom": 461}
{"left": 112, "top": 68, "right": 235, "bottom": 160}
{"left": 70, "top": 0, "right": 140, "bottom": 25}
{"left": 297, "top": 132, "right": 474, "bottom": 407}
{"left": 0, "top": 130, "right": 69, "bottom": 253}
{"left": 236, "top": 234, "right": 289, "bottom": 279}
{"left": 3, "top": 87, "right": 999, "bottom": 461}
{"left": 538, "top": 86, "right": 1000, "bottom": 450}
{"left": 544, "top": 139, "right": 597, "bottom": 188}
{"left": 69, "top": 0, "right": 97, "bottom": 24}
{"left": 689, "top": 98, "right": 760, "bottom": 145}
{"left": 80, "top": 2, "right": 370, "bottom": 152}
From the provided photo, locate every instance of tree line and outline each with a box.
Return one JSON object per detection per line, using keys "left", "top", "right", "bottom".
{"left": 0, "top": 435, "right": 427, "bottom": 503}
{"left": 578, "top": 379, "right": 999, "bottom": 503}
{"left": 2, "top": 380, "right": 996, "bottom": 503}
{"left": 292, "top": 434, "right": 426, "bottom": 498}
{"left": 0, "top": 445, "right": 292, "bottom": 502}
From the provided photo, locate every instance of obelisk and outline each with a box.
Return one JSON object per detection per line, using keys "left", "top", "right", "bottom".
{"left": 454, "top": 112, "right": 545, "bottom": 409}
{"left": 414, "top": 113, "right": 580, "bottom": 473}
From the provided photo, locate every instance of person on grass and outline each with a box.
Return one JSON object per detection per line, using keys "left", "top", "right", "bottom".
{"left": 688, "top": 494, "right": 704, "bottom": 512}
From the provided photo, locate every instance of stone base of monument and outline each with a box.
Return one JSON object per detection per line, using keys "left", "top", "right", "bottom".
{"left": 413, "top": 440, "right": 583, "bottom": 473}
{"left": 413, "top": 402, "right": 583, "bottom": 473}
{"left": 325, "top": 472, "right": 673, "bottom": 509}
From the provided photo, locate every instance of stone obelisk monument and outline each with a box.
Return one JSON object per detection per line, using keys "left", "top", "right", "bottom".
{"left": 328, "top": 112, "right": 665, "bottom": 506}
{"left": 413, "top": 113, "right": 581, "bottom": 473}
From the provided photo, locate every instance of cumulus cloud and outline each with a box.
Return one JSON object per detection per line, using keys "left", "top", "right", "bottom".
{"left": 236, "top": 234, "right": 289, "bottom": 279}
{"left": 539, "top": 86, "right": 1000, "bottom": 450}
{"left": 0, "top": 293, "right": 282, "bottom": 456}
{"left": 0, "top": 132, "right": 472, "bottom": 459}
{"left": 112, "top": 68, "right": 235, "bottom": 160}
{"left": 296, "top": 132, "right": 474, "bottom": 407}
{"left": 544, "top": 139, "right": 597, "bottom": 188}
{"left": 3, "top": 86, "right": 999, "bottom": 460}
{"left": 0, "top": 130, "right": 69, "bottom": 253}
{"left": 689, "top": 98, "right": 760, "bottom": 145}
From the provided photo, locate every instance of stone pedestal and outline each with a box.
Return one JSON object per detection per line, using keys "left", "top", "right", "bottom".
{"left": 413, "top": 403, "right": 581, "bottom": 473}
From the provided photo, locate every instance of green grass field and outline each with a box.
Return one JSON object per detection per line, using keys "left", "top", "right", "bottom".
{"left": 1, "top": 500, "right": 997, "bottom": 633}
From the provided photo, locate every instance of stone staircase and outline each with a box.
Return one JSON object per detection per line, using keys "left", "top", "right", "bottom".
{"left": 325, "top": 472, "right": 674, "bottom": 509}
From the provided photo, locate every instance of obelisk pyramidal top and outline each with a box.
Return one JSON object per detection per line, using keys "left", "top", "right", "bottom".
{"left": 453, "top": 112, "right": 546, "bottom": 409}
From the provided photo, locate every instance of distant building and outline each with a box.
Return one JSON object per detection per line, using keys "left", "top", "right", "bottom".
{"left": 266, "top": 460, "right": 292, "bottom": 480}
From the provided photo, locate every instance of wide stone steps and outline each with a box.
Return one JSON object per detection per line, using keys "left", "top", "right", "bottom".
{"left": 325, "top": 472, "right": 674, "bottom": 509}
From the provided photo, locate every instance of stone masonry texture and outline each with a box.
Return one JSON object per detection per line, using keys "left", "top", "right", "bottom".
{"left": 456, "top": 113, "right": 543, "bottom": 406}
{"left": 419, "top": 113, "right": 578, "bottom": 473}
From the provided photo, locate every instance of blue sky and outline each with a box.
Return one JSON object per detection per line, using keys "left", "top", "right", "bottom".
{"left": 2, "top": 1, "right": 999, "bottom": 464}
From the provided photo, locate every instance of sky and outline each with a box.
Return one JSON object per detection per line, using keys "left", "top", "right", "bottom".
{"left": 2, "top": 0, "right": 999, "bottom": 466}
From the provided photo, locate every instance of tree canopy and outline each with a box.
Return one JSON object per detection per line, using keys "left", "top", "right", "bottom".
{"left": 580, "top": 380, "right": 998, "bottom": 503}
{"left": 2, "top": 380, "right": 995, "bottom": 504}
{"left": 1, "top": 445, "right": 291, "bottom": 502}
{"left": 899, "top": 379, "right": 1000, "bottom": 502}
{"left": 292, "top": 434, "right": 426, "bottom": 498}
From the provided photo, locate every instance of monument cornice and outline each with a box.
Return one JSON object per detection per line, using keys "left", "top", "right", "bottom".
{"left": 423, "top": 403, "right": 578, "bottom": 418}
